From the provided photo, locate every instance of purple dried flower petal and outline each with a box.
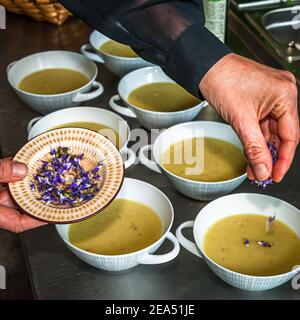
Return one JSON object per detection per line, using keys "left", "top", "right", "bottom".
{"left": 244, "top": 239, "right": 250, "bottom": 248}
{"left": 92, "top": 167, "right": 99, "bottom": 174}
{"left": 268, "top": 215, "right": 276, "bottom": 223}
{"left": 92, "top": 163, "right": 102, "bottom": 174}
{"left": 267, "top": 141, "right": 278, "bottom": 164}
{"left": 257, "top": 240, "right": 272, "bottom": 248}
{"left": 73, "top": 157, "right": 81, "bottom": 165}
{"left": 50, "top": 148, "right": 56, "bottom": 155}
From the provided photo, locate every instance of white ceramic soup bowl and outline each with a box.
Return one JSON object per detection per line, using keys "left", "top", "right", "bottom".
{"left": 139, "top": 121, "right": 247, "bottom": 201}
{"left": 7, "top": 51, "right": 104, "bottom": 114}
{"left": 176, "top": 193, "right": 300, "bottom": 291}
{"left": 81, "top": 30, "right": 153, "bottom": 77}
{"left": 56, "top": 178, "right": 180, "bottom": 271}
{"left": 109, "top": 66, "right": 207, "bottom": 130}
{"left": 27, "top": 106, "right": 136, "bottom": 169}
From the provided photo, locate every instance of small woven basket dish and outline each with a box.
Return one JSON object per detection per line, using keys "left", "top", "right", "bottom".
{"left": 9, "top": 128, "right": 124, "bottom": 223}
{"left": 0, "top": 0, "right": 71, "bottom": 25}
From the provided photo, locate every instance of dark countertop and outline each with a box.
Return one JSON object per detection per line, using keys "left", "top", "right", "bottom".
{"left": 229, "top": 6, "right": 300, "bottom": 81}
{"left": 0, "top": 12, "right": 300, "bottom": 300}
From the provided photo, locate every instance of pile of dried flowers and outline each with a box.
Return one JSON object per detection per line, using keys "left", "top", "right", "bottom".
{"left": 30, "top": 146, "right": 103, "bottom": 207}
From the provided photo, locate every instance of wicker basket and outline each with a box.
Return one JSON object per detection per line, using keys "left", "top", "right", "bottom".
{"left": 0, "top": 0, "right": 71, "bottom": 25}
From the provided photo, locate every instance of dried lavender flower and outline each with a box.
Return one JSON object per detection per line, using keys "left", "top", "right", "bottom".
{"left": 266, "top": 214, "right": 276, "bottom": 233}
{"left": 267, "top": 142, "right": 278, "bottom": 164}
{"left": 257, "top": 240, "right": 272, "bottom": 248}
{"left": 267, "top": 215, "right": 276, "bottom": 223}
{"left": 30, "top": 146, "right": 103, "bottom": 208}
{"left": 244, "top": 239, "right": 250, "bottom": 248}
{"left": 250, "top": 178, "right": 273, "bottom": 189}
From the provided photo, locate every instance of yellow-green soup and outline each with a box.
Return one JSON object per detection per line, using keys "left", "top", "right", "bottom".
{"left": 128, "top": 82, "right": 200, "bottom": 112}
{"left": 204, "top": 214, "right": 300, "bottom": 276}
{"left": 161, "top": 137, "right": 247, "bottom": 182}
{"left": 52, "top": 122, "right": 121, "bottom": 149}
{"left": 99, "top": 40, "right": 138, "bottom": 58}
{"left": 69, "top": 199, "right": 163, "bottom": 255}
{"left": 19, "top": 68, "right": 89, "bottom": 95}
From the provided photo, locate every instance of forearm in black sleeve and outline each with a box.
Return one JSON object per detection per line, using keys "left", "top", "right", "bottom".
{"left": 60, "top": 0, "right": 231, "bottom": 98}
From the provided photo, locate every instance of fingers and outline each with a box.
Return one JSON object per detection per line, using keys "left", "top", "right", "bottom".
{"left": 246, "top": 118, "right": 271, "bottom": 180}
{"left": 0, "top": 159, "right": 28, "bottom": 183}
{"left": 260, "top": 118, "right": 271, "bottom": 142}
{"left": 0, "top": 161, "right": 43, "bottom": 233}
{"left": 272, "top": 101, "right": 299, "bottom": 182}
{"left": 0, "top": 205, "right": 46, "bottom": 233}
{"left": 246, "top": 165, "right": 254, "bottom": 181}
{"left": 273, "top": 140, "right": 299, "bottom": 182}
{"left": 233, "top": 112, "right": 273, "bottom": 181}
{"left": 0, "top": 189, "right": 17, "bottom": 208}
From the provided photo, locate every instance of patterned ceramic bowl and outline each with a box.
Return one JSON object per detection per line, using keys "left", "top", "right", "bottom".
{"left": 27, "top": 107, "right": 136, "bottom": 170}
{"left": 56, "top": 178, "right": 180, "bottom": 271}
{"left": 176, "top": 193, "right": 300, "bottom": 291}
{"left": 7, "top": 51, "right": 104, "bottom": 114}
{"left": 9, "top": 128, "right": 124, "bottom": 224}
{"left": 139, "top": 121, "right": 247, "bottom": 201}
{"left": 81, "top": 30, "right": 153, "bottom": 77}
{"left": 109, "top": 66, "right": 207, "bottom": 130}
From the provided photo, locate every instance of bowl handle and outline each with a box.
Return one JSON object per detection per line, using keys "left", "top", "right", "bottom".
{"left": 139, "top": 145, "right": 161, "bottom": 174}
{"left": 80, "top": 44, "right": 104, "bottom": 63}
{"left": 109, "top": 94, "right": 137, "bottom": 118}
{"left": 72, "top": 81, "right": 104, "bottom": 103}
{"left": 176, "top": 221, "right": 202, "bottom": 258}
{"left": 27, "top": 116, "right": 42, "bottom": 134}
{"left": 138, "top": 232, "right": 180, "bottom": 265}
{"left": 121, "top": 147, "right": 136, "bottom": 169}
{"left": 202, "top": 101, "right": 209, "bottom": 108}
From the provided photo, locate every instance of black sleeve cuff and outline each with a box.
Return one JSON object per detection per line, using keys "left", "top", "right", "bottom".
{"left": 164, "top": 23, "right": 231, "bottom": 99}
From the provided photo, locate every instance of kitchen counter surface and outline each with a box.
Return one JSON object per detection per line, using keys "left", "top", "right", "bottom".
{"left": 0, "top": 12, "right": 299, "bottom": 300}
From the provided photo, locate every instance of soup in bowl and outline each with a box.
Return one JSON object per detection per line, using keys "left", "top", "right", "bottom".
{"left": 27, "top": 107, "right": 136, "bottom": 169}
{"left": 176, "top": 193, "right": 300, "bottom": 291}
{"left": 81, "top": 30, "right": 152, "bottom": 77}
{"left": 7, "top": 51, "right": 104, "bottom": 114}
{"left": 109, "top": 66, "right": 207, "bottom": 130}
{"left": 139, "top": 121, "right": 247, "bottom": 200}
{"left": 56, "top": 178, "right": 180, "bottom": 271}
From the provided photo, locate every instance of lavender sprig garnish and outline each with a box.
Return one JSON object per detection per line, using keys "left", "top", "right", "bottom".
{"left": 243, "top": 238, "right": 273, "bottom": 248}
{"left": 266, "top": 214, "right": 276, "bottom": 233}
{"left": 244, "top": 239, "right": 250, "bottom": 248}
{"left": 250, "top": 141, "right": 278, "bottom": 189}
{"left": 257, "top": 240, "right": 272, "bottom": 248}
{"left": 31, "top": 146, "right": 103, "bottom": 207}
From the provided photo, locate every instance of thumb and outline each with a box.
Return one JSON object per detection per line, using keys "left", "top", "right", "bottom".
{"left": 233, "top": 116, "right": 272, "bottom": 181}
{"left": 0, "top": 159, "right": 28, "bottom": 183}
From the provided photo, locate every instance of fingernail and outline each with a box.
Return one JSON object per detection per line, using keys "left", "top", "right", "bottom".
{"left": 12, "top": 161, "right": 27, "bottom": 177}
{"left": 253, "top": 163, "right": 269, "bottom": 181}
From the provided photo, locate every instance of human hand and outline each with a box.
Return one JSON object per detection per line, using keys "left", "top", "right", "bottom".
{"left": 199, "top": 53, "right": 299, "bottom": 182}
{"left": 0, "top": 159, "right": 46, "bottom": 233}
